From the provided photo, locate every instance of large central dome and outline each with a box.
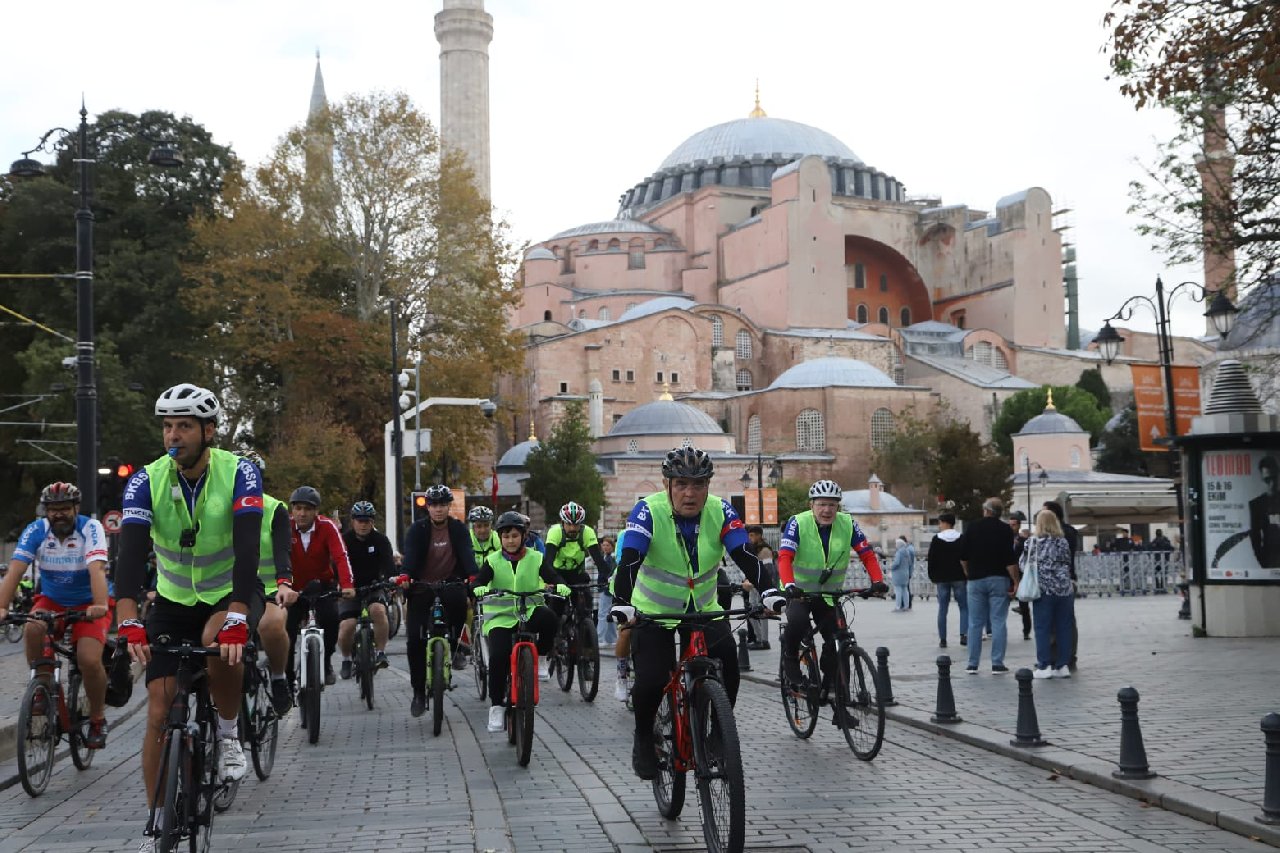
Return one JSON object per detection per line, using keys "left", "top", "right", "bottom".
{"left": 659, "top": 116, "right": 862, "bottom": 171}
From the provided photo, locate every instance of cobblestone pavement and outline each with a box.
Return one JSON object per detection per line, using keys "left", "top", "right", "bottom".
{"left": 0, "top": 616, "right": 1273, "bottom": 853}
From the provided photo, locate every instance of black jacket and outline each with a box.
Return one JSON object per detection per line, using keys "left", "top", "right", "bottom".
{"left": 926, "top": 529, "right": 965, "bottom": 583}
{"left": 401, "top": 516, "right": 477, "bottom": 582}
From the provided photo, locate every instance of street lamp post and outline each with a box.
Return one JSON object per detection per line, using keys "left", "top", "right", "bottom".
{"left": 739, "top": 453, "right": 781, "bottom": 525}
{"left": 1094, "top": 275, "right": 1238, "bottom": 628}
{"left": 10, "top": 103, "right": 181, "bottom": 516}
{"left": 1024, "top": 459, "right": 1048, "bottom": 522}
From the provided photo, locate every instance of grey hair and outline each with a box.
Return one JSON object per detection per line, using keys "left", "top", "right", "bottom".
{"left": 982, "top": 497, "right": 1003, "bottom": 518}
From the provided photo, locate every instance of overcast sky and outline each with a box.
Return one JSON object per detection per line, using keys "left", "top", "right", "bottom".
{"left": 1, "top": 0, "right": 1212, "bottom": 338}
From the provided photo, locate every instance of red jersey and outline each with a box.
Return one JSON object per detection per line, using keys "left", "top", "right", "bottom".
{"left": 290, "top": 515, "right": 353, "bottom": 589}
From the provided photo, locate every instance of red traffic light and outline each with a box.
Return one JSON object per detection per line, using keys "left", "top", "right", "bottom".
{"left": 115, "top": 463, "right": 135, "bottom": 479}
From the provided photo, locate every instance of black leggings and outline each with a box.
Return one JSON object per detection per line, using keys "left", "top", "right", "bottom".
{"left": 406, "top": 585, "right": 469, "bottom": 693}
{"left": 782, "top": 597, "right": 839, "bottom": 659}
{"left": 485, "top": 605, "right": 558, "bottom": 706}
{"left": 631, "top": 618, "right": 737, "bottom": 737}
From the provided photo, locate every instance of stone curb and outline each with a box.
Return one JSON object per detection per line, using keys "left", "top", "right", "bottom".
{"left": 742, "top": 668, "right": 1280, "bottom": 849}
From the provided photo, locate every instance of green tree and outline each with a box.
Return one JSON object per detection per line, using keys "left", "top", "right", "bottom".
{"left": 523, "top": 402, "right": 605, "bottom": 526}
{"left": 990, "top": 385, "right": 1109, "bottom": 458}
{"left": 774, "top": 479, "right": 810, "bottom": 525}
{"left": 1075, "top": 368, "right": 1112, "bottom": 411}
{"left": 1094, "top": 401, "right": 1173, "bottom": 477}
{"left": 871, "top": 407, "right": 938, "bottom": 510}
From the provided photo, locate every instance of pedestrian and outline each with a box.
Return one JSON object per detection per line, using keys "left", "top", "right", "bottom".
{"left": 1008, "top": 511, "right": 1032, "bottom": 641}
{"left": 595, "top": 536, "right": 618, "bottom": 645}
{"left": 1150, "top": 528, "right": 1173, "bottom": 593}
{"left": 1042, "top": 500, "right": 1080, "bottom": 670}
{"left": 1112, "top": 526, "right": 1135, "bottom": 594}
{"left": 889, "top": 535, "right": 914, "bottom": 611}
{"left": 744, "top": 525, "right": 773, "bottom": 649}
{"left": 960, "top": 497, "right": 1018, "bottom": 674}
{"left": 927, "top": 512, "right": 967, "bottom": 648}
{"left": 1022, "top": 509, "right": 1075, "bottom": 678}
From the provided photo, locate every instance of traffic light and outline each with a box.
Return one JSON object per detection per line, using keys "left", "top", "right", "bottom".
{"left": 115, "top": 462, "right": 135, "bottom": 480}
{"left": 411, "top": 492, "right": 428, "bottom": 523}
{"left": 97, "top": 458, "right": 134, "bottom": 512}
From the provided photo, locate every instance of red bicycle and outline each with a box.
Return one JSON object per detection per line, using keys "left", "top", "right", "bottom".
{"left": 478, "top": 589, "right": 562, "bottom": 767}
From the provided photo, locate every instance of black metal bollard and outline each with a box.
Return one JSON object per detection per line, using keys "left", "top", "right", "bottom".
{"left": 930, "top": 655, "right": 962, "bottom": 724}
{"left": 1113, "top": 686, "right": 1157, "bottom": 779}
{"left": 1009, "top": 668, "right": 1048, "bottom": 747}
{"left": 1258, "top": 712, "right": 1280, "bottom": 825}
{"left": 737, "top": 628, "right": 751, "bottom": 673}
{"left": 875, "top": 646, "right": 897, "bottom": 706}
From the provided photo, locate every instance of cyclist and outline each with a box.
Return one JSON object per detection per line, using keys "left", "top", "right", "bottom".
{"left": 398, "top": 484, "right": 476, "bottom": 718}
{"left": 240, "top": 452, "right": 297, "bottom": 714}
{"left": 0, "top": 482, "right": 112, "bottom": 748}
{"left": 287, "top": 486, "right": 355, "bottom": 687}
{"left": 543, "top": 501, "right": 607, "bottom": 622}
{"left": 611, "top": 446, "right": 766, "bottom": 780}
{"left": 337, "top": 501, "right": 395, "bottom": 678}
{"left": 471, "top": 511, "right": 568, "bottom": 733}
{"left": 469, "top": 506, "right": 501, "bottom": 564}
{"left": 768, "top": 479, "right": 888, "bottom": 689}
{"left": 113, "top": 384, "right": 264, "bottom": 851}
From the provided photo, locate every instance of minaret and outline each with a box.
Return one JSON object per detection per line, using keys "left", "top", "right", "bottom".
{"left": 1196, "top": 60, "right": 1236, "bottom": 333}
{"left": 304, "top": 51, "right": 334, "bottom": 207}
{"left": 435, "top": 0, "right": 493, "bottom": 199}
{"left": 308, "top": 50, "right": 328, "bottom": 122}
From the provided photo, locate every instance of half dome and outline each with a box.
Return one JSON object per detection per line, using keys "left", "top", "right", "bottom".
{"left": 609, "top": 399, "right": 723, "bottom": 437}
{"left": 768, "top": 357, "right": 897, "bottom": 390}
{"left": 659, "top": 117, "right": 861, "bottom": 171}
{"left": 617, "top": 296, "right": 695, "bottom": 323}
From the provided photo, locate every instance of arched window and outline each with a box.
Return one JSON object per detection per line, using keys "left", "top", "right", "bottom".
{"left": 735, "top": 330, "right": 753, "bottom": 360}
{"left": 900, "top": 307, "right": 911, "bottom": 327}
{"left": 598, "top": 307, "right": 610, "bottom": 321}
{"left": 607, "top": 238, "right": 621, "bottom": 252}
{"left": 628, "top": 238, "right": 645, "bottom": 270}
{"left": 710, "top": 315, "right": 724, "bottom": 348}
{"left": 587, "top": 239, "right": 599, "bottom": 251}
{"left": 856, "top": 304, "right": 868, "bottom": 324}
{"left": 562, "top": 243, "right": 575, "bottom": 274}
{"left": 747, "top": 415, "right": 761, "bottom": 454}
{"left": 736, "top": 369, "right": 753, "bottom": 391}
{"left": 1070, "top": 447, "right": 1081, "bottom": 468}
{"left": 878, "top": 306, "right": 890, "bottom": 325}
{"left": 654, "top": 238, "right": 667, "bottom": 249}
{"left": 627, "top": 439, "right": 639, "bottom": 454}
{"left": 543, "top": 310, "right": 552, "bottom": 322}
{"left": 1019, "top": 450, "right": 1029, "bottom": 468}
{"left": 796, "top": 409, "right": 825, "bottom": 451}
{"left": 871, "top": 408, "right": 895, "bottom": 451}
{"left": 625, "top": 302, "right": 637, "bottom": 313}
{"left": 994, "top": 347, "right": 1009, "bottom": 371}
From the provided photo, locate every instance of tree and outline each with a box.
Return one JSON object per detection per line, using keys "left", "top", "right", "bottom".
{"left": 870, "top": 408, "right": 938, "bottom": 510}
{"left": 523, "top": 402, "right": 605, "bottom": 526}
{"left": 990, "top": 386, "right": 1109, "bottom": 458}
{"left": 1105, "top": 1, "right": 1280, "bottom": 321}
{"left": 264, "top": 401, "right": 366, "bottom": 510}
{"left": 774, "top": 479, "right": 810, "bottom": 525}
{"left": 1075, "top": 368, "right": 1113, "bottom": 411}
{"left": 1095, "top": 401, "right": 1174, "bottom": 477}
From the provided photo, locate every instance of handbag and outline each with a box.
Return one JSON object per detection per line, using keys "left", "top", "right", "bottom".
{"left": 1016, "top": 538, "right": 1042, "bottom": 602}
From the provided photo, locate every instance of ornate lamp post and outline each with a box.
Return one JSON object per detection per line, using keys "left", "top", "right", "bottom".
{"left": 1024, "top": 459, "right": 1048, "bottom": 521}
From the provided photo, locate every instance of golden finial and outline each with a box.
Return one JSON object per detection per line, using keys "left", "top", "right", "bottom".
{"left": 1045, "top": 388, "right": 1056, "bottom": 411}
{"left": 528, "top": 423, "right": 537, "bottom": 442}
{"left": 749, "top": 79, "right": 767, "bottom": 118}
{"left": 659, "top": 382, "right": 674, "bottom": 401}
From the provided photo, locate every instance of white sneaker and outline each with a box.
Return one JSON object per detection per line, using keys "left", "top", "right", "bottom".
{"left": 614, "top": 679, "right": 629, "bottom": 702}
{"left": 538, "top": 660, "right": 550, "bottom": 681}
{"left": 1032, "top": 667, "right": 1053, "bottom": 680}
{"left": 137, "top": 838, "right": 157, "bottom": 853}
{"left": 1053, "top": 666, "right": 1072, "bottom": 679}
{"left": 217, "top": 735, "right": 247, "bottom": 782}
{"left": 487, "top": 705, "right": 505, "bottom": 733}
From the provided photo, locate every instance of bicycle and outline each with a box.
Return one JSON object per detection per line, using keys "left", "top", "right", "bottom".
{"left": 467, "top": 600, "right": 487, "bottom": 701}
{"left": 351, "top": 581, "right": 397, "bottom": 711}
{"left": 386, "top": 587, "right": 404, "bottom": 639}
{"left": 238, "top": 639, "right": 278, "bottom": 782}
{"left": 477, "top": 588, "right": 563, "bottom": 767}
{"left": 5, "top": 581, "right": 34, "bottom": 643}
{"left": 775, "top": 588, "right": 885, "bottom": 760}
{"left": 294, "top": 584, "right": 339, "bottom": 745}
{"left": 616, "top": 606, "right": 756, "bottom": 853}
{"left": 6, "top": 611, "right": 102, "bottom": 796}
{"left": 407, "top": 580, "right": 469, "bottom": 737}
{"left": 144, "top": 642, "right": 229, "bottom": 853}
{"left": 546, "top": 581, "right": 602, "bottom": 702}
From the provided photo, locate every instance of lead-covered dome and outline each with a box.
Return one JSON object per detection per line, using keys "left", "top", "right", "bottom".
{"left": 768, "top": 357, "right": 897, "bottom": 390}
{"left": 659, "top": 117, "right": 862, "bottom": 171}
{"left": 609, "top": 400, "right": 723, "bottom": 437}
{"left": 498, "top": 438, "right": 540, "bottom": 468}
{"left": 1016, "top": 406, "right": 1085, "bottom": 436}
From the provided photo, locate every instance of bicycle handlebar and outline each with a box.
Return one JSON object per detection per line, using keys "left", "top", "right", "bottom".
{"left": 3, "top": 610, "right": 94, "bottom": 627}
{"left": 149, "top": 643, "right": 223, "bottom": 658}
{"left": 620, "top": 606, "right": 761, "bottom": 625}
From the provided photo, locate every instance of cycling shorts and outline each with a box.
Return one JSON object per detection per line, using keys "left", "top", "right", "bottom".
{"left": 31, "top": 595, "right": 112, "bottom": 646}
{"left": 144, "top": 592, "right": 264, "bottom": 684}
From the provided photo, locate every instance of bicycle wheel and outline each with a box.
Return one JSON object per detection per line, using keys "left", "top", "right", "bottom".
{"left": 304, "top": 636, "right": 322, "bottom": 745}
{"left": 387, "top": 595, "right": 403, "bottom": 639}
{"left": 155, "top": 732, "right": 184, "bottom": 853}
{"left": 514, "top": 646, "right": 535, "bottom": 767}
{"left": 68, "top": 671, "right": 95, "bottom": 770}
{"left": 4, "top": 617, "right": 23, "bottom": 643}
{"left": 16, "top": 680, "right": 56, "bottom": 797}
{"left": 472, "top": 620, "right": 488, "bottom": 701}
{"left": 576, "top": 619, "right": 599, "bottom": 702}
{"left": 212, "top": 725, "right": 239, "bottom": 813}
{"left": 191, "top": 731, "right": 215, "bottom": 853}
{"left": 250, "top": 672, "right": 278, "bottom": 780}
{"left": 779, "top": 646, "right": 819, "bottom": 739}
{"left": 652, "top": 689, "right": 686, "bottom": 819}
{"left": 554, "top": 624, "right": 575, "bottom": 692}
{"left": 358, "top": 628, "right": 375, "bottom": 711}
{"left": 836, "top": 644, "right": 885, "bottom": 761}
{"left": 430, "top": 641, "right": 446, "bottom": 737}
{"left": 693, "top": 679, "right": 745, "bottom": 853}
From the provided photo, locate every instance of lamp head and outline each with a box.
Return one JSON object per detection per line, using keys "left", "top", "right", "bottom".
{"left": 1204, "top": 291, "right": 1239, "bottom": 338}
{"left": 8, "top": 157, "right": 46, "bottom": 178}
{"left": 146, "top": 144, "right": 183, "bottom": 168}
{"left": 1094, "top": 321, "right": 1124, "bottom": 365}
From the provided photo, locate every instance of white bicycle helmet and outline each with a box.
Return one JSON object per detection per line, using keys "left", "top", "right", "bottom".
{"left": 155, "top": 383, "right": 221, "bottom": 420}
{"left": 808, "top": 479, "right": 842, "bottom": 500}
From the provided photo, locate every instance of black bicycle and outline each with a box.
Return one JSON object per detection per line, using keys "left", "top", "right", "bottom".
{"left": 351, "top": 581, "right": 396, "bottom": 711}
{"left": 238, "top": 639, "right": 278, "bottom": 782}
{"left": 547, "top": 581, "right": 601, "bottom": 702}
{"left": 144, "top": 642, "right": 230, "bottom": 853}
{"left": 775, "top": 588, "right": 885, "bottom": 760}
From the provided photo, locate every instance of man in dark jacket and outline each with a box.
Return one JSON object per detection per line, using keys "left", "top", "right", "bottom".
{"left": 960, "top": 498, "right": 1018, "bottom": 674}
{"left": 927, "top": 512, "right": 967, "bottom": 648}
{"left": 398, "top": 484, "right": 477, "bottom": 717}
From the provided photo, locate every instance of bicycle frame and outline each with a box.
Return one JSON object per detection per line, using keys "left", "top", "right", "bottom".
{"left": 24, "top": 613, "right": 90, "bottom": 734}
{"left": 296, "top": 591, "right": 334, "bottom": 693}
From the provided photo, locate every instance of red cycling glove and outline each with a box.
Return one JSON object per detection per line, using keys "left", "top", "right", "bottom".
{"left": 395, "top": 574, "right": 410, "bottom": 586}
{"left": 118, "top": 619, "right": 148, "bottom": 647}
{"left": 216, "top": 614, "right": 249, "bottom": 646}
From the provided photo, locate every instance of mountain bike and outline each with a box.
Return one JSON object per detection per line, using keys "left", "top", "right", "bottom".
{"left": 294, "top": 584, "right": 339, "bottom": 745}
{"left": 620, "top": 606, "right": 756, "bottom": 853}
{"left": 408, "top": 580, "right": 469, "bottom": 737}
{"left": 238, "top": 639, "right": 278, "bottom": 782}
{"left": 386, "top": 587, "right": 403, "bottom": 639}
{"left": 468, "top": 600, "right": 487, "bottom": 700}
{"left": 351, "top": 581, "right": 396, "bottom": 711}
{"left": 6, "top": 611, "right": 99, "bottom": 796}
{"left": 144, "top": 642, "right": 229, "bottom": 853}
{"left": 547, "top": 581, "right": 601, "bottom": 702}
{"left": 775, "top": 588, "right": 885, "bottom": 760}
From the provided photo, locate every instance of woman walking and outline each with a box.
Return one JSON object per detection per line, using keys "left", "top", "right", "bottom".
{"left": 890, "top": 535, "right": 915, "bottom": 611}
{"left": 1021, "top": 509, "right": 1075, "bottom": 678}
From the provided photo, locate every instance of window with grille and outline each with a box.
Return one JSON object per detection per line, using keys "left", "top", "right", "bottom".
{"left": 1070, "top": 447, "right": 1081, "bottom": 468}
{"left": 735, "top": 330, "right": 752, "bottom": 360}
{"left": 879, "top": 273, "right": 888, "bottom": 292}
{"left": 611, "top": 369, "right": 620, "bottom": 381}
{"left": 871, "top": 408, "right": 895, "bottom": 451}
{"left": 856, "top": 304, "right": 868, "bottom": 324}
{"left": 796, "top": 409, "right": 825, "bottom": 451}
{"left": 854, "top": 263, "right": 866, "bottom": 289}
{"left": 878, "top": 306, "right": 889, "bottom": 325}
{"left": 625, "top": 370, "right": 635, "bottom": 382}
{"left": 711, "top": 315, "right": 723, "bottom": 348}
{"left": 900, "top": 307, "right": 911, "bottom": 327}
{"left": 627, "top": 439, "right": 639, "bottom": 454}
{"left": 670, "top": 372, "right": 679, "bottom": 384}
{"left": 994, "top": 348, "right": 1008, "bottom": 371}
{"left": 598, "top": 307, "right": 610, "bottom": 321}
{"left": 736, "top": 369, "right": 753, "bottom": 391}
{"left": 628, "top": 239, "right": 645, "bottom": 270}
{"left": 747, "top": 415, "right": 761, "bottom": 454}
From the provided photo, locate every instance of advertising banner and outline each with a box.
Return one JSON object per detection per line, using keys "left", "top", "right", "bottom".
{"left": 742, "top": 488, "right": 778, "bottom": 526}
{"left": 1201, "top": 449, "right": 1280, "bottom": 581}
{"left": 1131, "top": 365, "right": 1201, "bottom": 451}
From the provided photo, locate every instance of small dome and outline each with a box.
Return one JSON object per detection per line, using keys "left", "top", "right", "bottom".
{"left": 1221, "top": 274, "right": 1280, "bottom": 351}
{"left": 609, "top": 400, "right": 723, "bottom": 437}
{"left": 659, "top": 116, "right": 861, "bottom": 171}
{"left": 525, "top": 247, "right": 556, "bottom": 261}
{"left": 1016, "top": 407, "right": 1085, "bottom": 436}
{"left": 768, "top": 357, "right": 897, "bottom": 390}
{"left": 617, "top": 296, "right": 695, "bottom": 323}
{"left": 498, "top": 439, "right": 540, "bottom": 468}
{"left": 550, "top": 219, "right": 666, "bottom": 240}
{"left": 842, "top": 490, "right": 909, "bottom": 513}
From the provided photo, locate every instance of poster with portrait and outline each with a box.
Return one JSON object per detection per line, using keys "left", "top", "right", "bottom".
{"left": 1201, "top": 449, "right": 1280, "bottom": 581}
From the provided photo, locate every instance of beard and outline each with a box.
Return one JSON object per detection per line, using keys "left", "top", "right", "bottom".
{"left": 50, "top": 517, "right": 75, "bottom": 537}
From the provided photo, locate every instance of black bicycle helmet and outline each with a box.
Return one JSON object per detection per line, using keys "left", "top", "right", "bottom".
{"left": 495, "top": 511, "right": 528, "bottom": 533}
{"left": 425, "top": 484, "right": 453, "bottom": 504}
{"left": 40, "top": 482, "right": 82, "bottom": 505}
{"left": 289, "top": 486, "right": 321, "bottom": 507}
{"left": 661, "top": 446, "right": 714, "bottom": 480}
